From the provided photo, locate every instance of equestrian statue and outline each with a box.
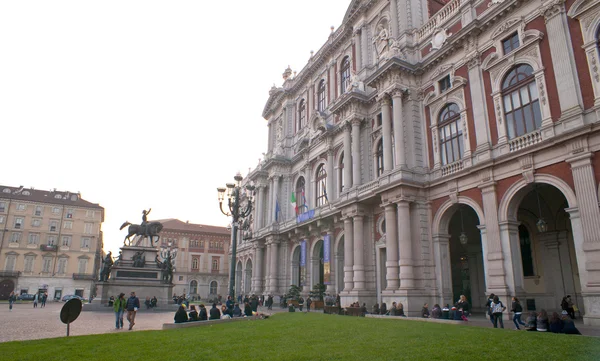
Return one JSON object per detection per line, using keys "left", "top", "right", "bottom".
{"left": 120, "top": 208, "right": 164, "bottom": 246}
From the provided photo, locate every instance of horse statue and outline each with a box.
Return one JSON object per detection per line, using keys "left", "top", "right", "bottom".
{"left": 120, "top": 221, "right": 163, "bottom": 246}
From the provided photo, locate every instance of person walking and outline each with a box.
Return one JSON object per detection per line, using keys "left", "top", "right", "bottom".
{"left": 8, "top": 291, "right": 16, "bottom": 311}
{"left": 306, "top": 297, "right": 312, "bottom": 312}
{"left": 490, "top": 295, "right": 506, "bottom": 329}
{"left": 125, "top": 291, "right": 140, "bottom": 330}
{"left": 33, "top": 293, "right": 39, "bottom": 308}
{"left": 511, "top": 297, "right": 526, "bottom": 330}
{"left": 113, "top": 293, "right": 127, "bottom": 329}
{"left": 41, "top": 292, "right": 48, "bottom": 308}
{"left": 485, "top": 293, "right": 495, "bottom": 325}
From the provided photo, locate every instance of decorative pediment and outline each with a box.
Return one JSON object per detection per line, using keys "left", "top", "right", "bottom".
{"left": 491, "top": 18, "right": 522, "bottom": 40}
{"left": 567, "top": 0, "right": 599, "bottom": 18}
{"left": 481, "top": 52, "right": 500, "bottom": 69}
{"left": 522, "top": 29, "right": 544, "bottom": 44}
{"left": 451, "top": 76, "right": 467, "bottom": 87}
{"left": 430, "top": 64, "right": 454, "bottom": 81}
{"left": 423, "top": 91, "right": 436, "bottom": 105}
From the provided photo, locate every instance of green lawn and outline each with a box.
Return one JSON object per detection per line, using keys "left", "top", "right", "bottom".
{"left": 1, "top": 313, "right": 599, "bottom": 361}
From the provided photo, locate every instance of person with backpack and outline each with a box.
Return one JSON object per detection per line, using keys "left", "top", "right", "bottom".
{"left": 490, "top": 295, "right": 506, "bottom": 328}
{"left": 511, "top": 297, "right": 526, "bottom": 330}
{"left": 485, "top": 293, "right": 495, "bottom": 325}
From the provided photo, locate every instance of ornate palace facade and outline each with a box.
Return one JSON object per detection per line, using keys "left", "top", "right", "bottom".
{"left": 234, "top": 0, "right": 600, "bottom": 325}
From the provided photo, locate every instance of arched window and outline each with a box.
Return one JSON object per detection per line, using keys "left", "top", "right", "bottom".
{"left": 298, "top": 99, "right": 306, "bottom": 132}
{"left": 339, "top": 152, "right": 345, "bottom": 192}
{"left": 519, "top": 225, "right": 535, "bottom": 277}
{"left": 317, "top": 80, "right": 327, "bottom": 112}
{"left": 316, "top": 164, "right": 328, "bottom": 207}
{"left": 189, "top": 280, "right": 198, "bottom": 294}
{"left": 502, "top": 64, "right": 541, "bottom": 139}
{"left": 438, "top": 103, "right": 463, "bottom": 165}
{"left": 295, "top": 177, "right": 306, "bottom": 214}
{"left": 209, "top": 281, "right": 217, "bottom": 295}
{"left": 376, "top": 139, "right": 384, "bottom": 176}
{"left": 340, "top": 57, "right": 351, "bottom": 93}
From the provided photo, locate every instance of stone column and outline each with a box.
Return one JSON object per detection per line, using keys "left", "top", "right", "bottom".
{"left": 380, "top": 95, "right": 393, "bottom": 172}
{"left": 432, "top": 234, "right": 452, "bottom": 305}
{"left": 344, "top": 123, "right": 352, "bottom": 190}
{"left": 353, "top": 28, "right": 362, "bottom": 70}
{"left": 269, "top": 240, "right": 280, "bottom": 294}
{"left": 539, "top": 231, "right": 566, "bottom": 301}
{"left": 397, "top": 200, "right": 414, "bottom": 288}
{"left": 479, "top": 182, "right": 508, "bottom": 294}
{"left": 328, "top": 62, "right": 335, "bottom": 104}
{"left": 567, "top": 153, "right": 600, "bottom": 289}
{"left": 305, "top": 167, "right": 312, "bottom": 211}
{"left": 543, "top": 2, "right": 583, "bottom": 115}
{"left": 272, "top": 175, "right": 280, "bottom": 224}
{"left": 327, "top": 150, "right": 334, "bottom": 202}
{"left": 384, "top": 203, "right": 399, "bottom": 290}
{"left": 467, "top": 57, "right": 491, "bottom": 152}
{"left": 351, "top": 119, "right": 362, "bottom": 187}
{"left": 499, "top": 220, "right": 524, "bottom": 295}
{"left": 325, "top": 230, "right": 335, "bottom": 294}
{"left": 389, "top": 0, "right": 399, "bottom": 38}
{"left": 392, "top": 89, "right": 406, "bottom": 167}
{"left": 361, "top": 25, "right": 368, "bottom": 68}
{"left": 255, "top": 243, "right": 265, "bottom": 294}
{"left": 353, "top": 215, "right": 365, "bottom": 290}
{"left": 343, "top": 217, "right": 354, "bottom": 291}
{"left": 255, "top": 186, "right": 263, "bottom": 230}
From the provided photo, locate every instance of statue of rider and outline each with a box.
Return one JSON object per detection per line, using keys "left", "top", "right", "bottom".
{"left": 141, "top": 208, "right": 152, "bottom": 236}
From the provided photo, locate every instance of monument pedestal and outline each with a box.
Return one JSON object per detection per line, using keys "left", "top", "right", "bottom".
{"left": 96, "top": 245, "right": 174, "bottom": 307}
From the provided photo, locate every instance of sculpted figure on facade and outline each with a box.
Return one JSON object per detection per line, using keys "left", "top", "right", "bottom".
{"left": 373, "top": 23, "right": 390, "bottom": 57}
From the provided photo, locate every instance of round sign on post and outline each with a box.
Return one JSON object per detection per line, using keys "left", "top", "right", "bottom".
{"left": 60, "top": 298, "right": 82, "bottom": 337}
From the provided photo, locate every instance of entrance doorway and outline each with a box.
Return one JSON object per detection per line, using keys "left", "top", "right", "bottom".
{"left": 0, "top": 279, "right": 15, "bottom": 300}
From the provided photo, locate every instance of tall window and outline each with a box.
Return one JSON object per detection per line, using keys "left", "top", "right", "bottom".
{"left": 339, "top": 152, "right": 345, "bottom": 192}
{"left": 78, "top": 259, "right": 88, "bottom": 274}
{"left": 10, "top": 232, "right": 21, "bottom": 243}
{"left": 502, "top": 64, "right": 541, "bottom": 139}
{"left": 340, "top": 56, "right": 351, "bottom": 93}
{"left": 81, "top": 237, "right": 90, "bottom": 248}
{"left": 190, "top": 280, "right": 198, "bottom": 294}
{"left": 5, "top": 255, "right": 16, "bottom": 271}
{"left": 212, "top": 257, "right": 219, "bottom": 271}
{"left": 317, "top": 80, "right": 327, "bottom": 112}
{"left": 519, "top": 225, "right": 535, "bottom": 277}
{"left": 297, "top": 99, "right": 306, "bottom": 132}
{"left": 28, "top": 234, "right": 39, "bottom": 245}
{"left": 439, "top": 75, "right": 452, "bottom": 93}
{"left": 295, "top": 177, "right": 306, "bottom": 214}
{"left": 62, "top": 236, "right": 71, "bottom": 247}
{"left": 316, "top": 164, "right": 328, "bottom": 207}
{"left": 24, "top": 256, "right": 35, "bottom": 272}
{"left": 376, "top": 139, "right": 384, "bottom": 176}
{"left": 502, "top": 32, "right": 520, "bottom": 55}
{"left": 35, "top": 206, "right": 43, "bottom": 216}
{"left": 47, "top": 235, "right": 56, "bottom": 246}
{"left": 438, "top": 103, "right": 464, "bottom": 165}
{"left": 42, "top": 257, "right": 52, "bottom": 273}
{"left": 209, "top": 281, "right": 218, "bottom": 295}
{"left": 192, "top": 257, "right": 199, "bottom": 270}
{"left": 57, "top": 258, "right": 67, "bottom": 274}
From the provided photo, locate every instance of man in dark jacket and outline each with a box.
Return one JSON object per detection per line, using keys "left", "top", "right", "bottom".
{"left": 199, "top": 304, "right": 208, "bottom": 321}
{"left": 250, "top": 295, "right": 259, "bottom": 312}
{"left": 226, "top": 295, "right": 234, "bottom": 312}
{"left": 126, "top": 291, "right": 140, "bottom": 330}
{"left": 209, "top": 303, "right": 221, "bottom": 320}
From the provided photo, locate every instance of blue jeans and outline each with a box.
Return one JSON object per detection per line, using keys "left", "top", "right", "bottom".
{"left": 115, "top": 310, "right": 124, "bottom": 328}
{"left": 493, "top": 313, "right": 504, "bottom": 328}
{"left": 513, "top": 313, "right": 525, "bottom": 329}
{"left": 9, "top": 301, "right": 13, "bottom": 310}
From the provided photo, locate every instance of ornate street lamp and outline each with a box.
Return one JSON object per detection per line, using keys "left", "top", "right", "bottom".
{"left": 535, "top": 185, "right": 547, "bottom": 233}
{"left": 217, "top": 172, "right": 254, "bottom": 299}
{"left": 459, "top": 206, "right": 468, "bottom": 246}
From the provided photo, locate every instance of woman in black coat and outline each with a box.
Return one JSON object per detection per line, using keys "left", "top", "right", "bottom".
{"left": 199, "top": 304, "right": 208, "bottom": 321}
{"left": 209, "top": 303, "right": 221, "bottom": 320}
{"left": 174, "top": 305, "right": 188, "bottom": 323}
{"left": 244, "top": 302, "right": 253, "bottom": 317}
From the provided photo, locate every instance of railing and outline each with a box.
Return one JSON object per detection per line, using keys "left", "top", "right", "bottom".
{"left": 441, "top": 160, "right": 464, "bottom": 176}
{"left": 40, "top": 245, "right": 58, "bottom": 251}
{"left": 509, "top": 131, "right": 542, "bottom": 152}
{"left": 72, "top": 273, "right": 95, "bottom": 280}
{"left": 356, "top": 179, "right": 379, "bottom": 194}
{"left": 416, "top": 0, "right": 463, "bottom": 43}
{"left": 0, "top": 271, "right": 21, "bottom": 277}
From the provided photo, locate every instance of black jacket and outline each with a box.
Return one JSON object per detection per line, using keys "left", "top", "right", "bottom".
{"left": 174, "top": 309, "right": 188, "bottom": 323}
{"left": 199, "top": 308, "right": 208, "bottom": 321}
{"left": 209, "top": 306, "right": 221, "bottom": 320}
{"left": 126, "top": 296, "right": 140, "bottom": 311}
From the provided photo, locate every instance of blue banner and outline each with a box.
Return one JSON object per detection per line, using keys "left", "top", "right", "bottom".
{"left": 300, "top": 240, "right": 307, "bottom": 286}
{"left": 297, "top": 209, "right": 315, "bottom": 224}
{"left": 323, "top": 235, "right": 331, "bottom": 285}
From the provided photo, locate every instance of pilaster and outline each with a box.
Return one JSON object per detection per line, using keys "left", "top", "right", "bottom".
{"left": 397, "top": 200, "right": 414, "bottom": 289}
{"left": 380, "top": 94, "right": 394, "bottom": 172}
{"left": 391, "top": 89, "right": 406, "bottom": 167}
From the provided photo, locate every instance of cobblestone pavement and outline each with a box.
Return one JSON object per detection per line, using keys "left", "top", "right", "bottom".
{"left": 0, "top": 301, "right": 175, "bottom": 343}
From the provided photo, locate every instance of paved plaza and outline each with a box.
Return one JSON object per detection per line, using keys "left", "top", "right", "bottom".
{"left": 2, "top": 301, "right": 599, "bottom": 343}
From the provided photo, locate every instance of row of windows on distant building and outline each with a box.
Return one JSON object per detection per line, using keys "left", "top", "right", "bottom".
{"left": 0, "top": 214, "right": 95, "bottom": 233}
{"left": 160, "top": 237, "right": 224, "bottom": 250}
{"left": 1, "top": 188, "right": 80, "bottom": 201}
{"left": 6, "top": 232, "right": 93, "bottom": 248}
{"left": 0, "top": 202, "right": 96, "bottom": 218}
{"left": 4, "top": 254, "right": 89, "bottom": 274}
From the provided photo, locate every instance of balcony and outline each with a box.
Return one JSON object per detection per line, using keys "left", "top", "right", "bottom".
{"left": 416, "top": 0, "right": 463, "bottom": 43}
{"left": 0, "top": 271, "right": 21, "bottom": 277}
{"left": 40, "top": 244, "right": 58, "bottom": 252}
{"left": 441, "top": 160, "right": 464, "bottom": 177}
{"left": 508, "top": 131, "right": 542, "bottom": 152}
{"left": 72, "top": 273, "right": 95, "bottom": 280}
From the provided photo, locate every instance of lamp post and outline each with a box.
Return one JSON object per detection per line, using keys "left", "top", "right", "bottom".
{"left": 217, "top": 172, "right": 254, "bottom": 299}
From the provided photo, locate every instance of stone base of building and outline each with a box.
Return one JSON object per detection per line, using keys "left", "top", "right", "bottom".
{"left": 582, "top": 293, "right": 600, "bottom": 326}
{"left": 339, "top": 290, "right": 376, "bottom": 308}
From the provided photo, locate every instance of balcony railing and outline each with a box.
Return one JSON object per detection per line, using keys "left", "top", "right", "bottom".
{"left": 0, "top": 271, "right": 21, "bottom": 277}
{"left": 508, "top": 130, "right": 542, "bottom": 152}
{"left": 416, "top": 0, "right": 463, "bottom": 43}
{"left": 40, "top": 244, "right": 58, "bottom": 252}
{"left": 72, "top": 273, "right": 95, "bottom": 280}
{"left": 441, "top": 160, "right": 464, "bottom": 177}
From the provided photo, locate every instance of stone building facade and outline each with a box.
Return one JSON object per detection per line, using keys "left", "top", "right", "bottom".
{"left": 157, "top": 219, "right": 230, "bottom": 300}
{"left": 234, "top": 0, "right": 600, "bottom": 325}
{"left": 0, "top": 185, "right": 104, "bottom": 300}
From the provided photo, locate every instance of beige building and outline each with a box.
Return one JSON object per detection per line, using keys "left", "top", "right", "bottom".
{"left": 0, "top": 185, "right": 104, "bottom": 300}
{"left": 156, "top": 219, "right": 230, "bottom": 300}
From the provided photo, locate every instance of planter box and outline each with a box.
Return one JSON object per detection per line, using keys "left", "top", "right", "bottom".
{"left": 311, "top": 301, "right": 324, "bottom": 310}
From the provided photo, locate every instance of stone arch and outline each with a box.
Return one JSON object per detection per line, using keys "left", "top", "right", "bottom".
{"left": 431, "top": 98, "right": 466, "bottom": 125}
{"left": 498, "top": 174, "right": 578, "bottom": 223}
{"left": 492, "top": 59, "right": 544, "bottom": 93}
{"left": 432, "top": 196, "right": 486, "bottom": 236}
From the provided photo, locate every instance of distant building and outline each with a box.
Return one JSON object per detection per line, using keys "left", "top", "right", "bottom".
{"left": 0, "top": 185, "right": 104, "bottom": 300}
{"left": 156, "top": 219, "right": 229, "bottom": 300}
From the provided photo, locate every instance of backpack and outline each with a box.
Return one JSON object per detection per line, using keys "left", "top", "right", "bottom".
{"left": 492, "top": 301, "right": 505, "bottom": 314}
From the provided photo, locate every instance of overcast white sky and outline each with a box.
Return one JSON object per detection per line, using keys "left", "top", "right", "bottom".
{"left": 0, "top": 1, "right": 347, "bottom": 255}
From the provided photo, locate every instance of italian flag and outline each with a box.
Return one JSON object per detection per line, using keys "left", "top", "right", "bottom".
{"left": 291, "top": 192, "right": 298, "bottom": 215}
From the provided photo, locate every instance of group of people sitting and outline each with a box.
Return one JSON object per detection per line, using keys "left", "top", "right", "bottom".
{"left": 144, "top": 296, "right": 157, "bottom": 309}
{"left": 174, "top": 299, "right": 259, "bottom": 323}
{"left": 372, "top": 302, "right": 406, "bottom": 316}
{"left": 523, "top": 309, "right": 581, "bottom": 334}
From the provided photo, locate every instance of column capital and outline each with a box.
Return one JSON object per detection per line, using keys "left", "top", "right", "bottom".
{"left": 541, "top": 0, "right": 566, "bottom": 23}
{"left": 390, "top": 87, "right": 408, "bottom": 99}
{"left": 377, "top": 93, "right": 392, "bottom": 106}
{"left": 566, "top": 152, "right": 593, "bottom": 168}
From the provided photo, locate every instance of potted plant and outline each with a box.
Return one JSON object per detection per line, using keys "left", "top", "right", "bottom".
{"left": 286, "top": 285, "right": 301, "bottom": 307}
{"left": 309, "top": 283, "right": 326, "bottom": 310}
